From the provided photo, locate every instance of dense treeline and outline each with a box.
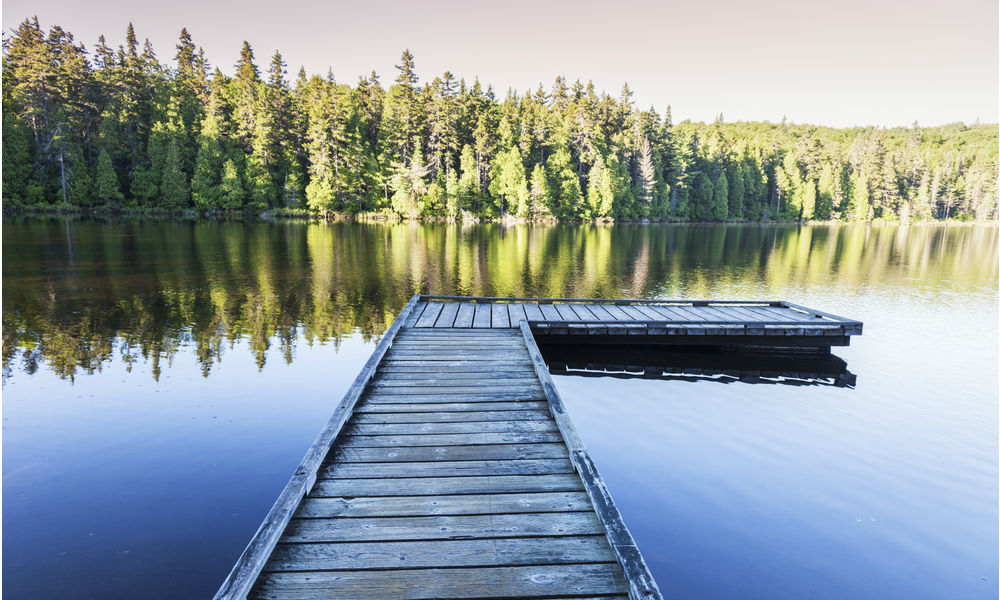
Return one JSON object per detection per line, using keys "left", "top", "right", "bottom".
{"left": 3, "top": 18, "right": 997, "bottom": 221}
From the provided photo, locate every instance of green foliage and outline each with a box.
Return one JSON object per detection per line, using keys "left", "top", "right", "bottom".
{"left": 712, "top": 173, "right": 729, "bottom": 221}
{"left": 94, "top": 149, "right": 124, "bottom": 205}
{"left": 2, "top": 112, "right": 33, "bottom": 203}
{"left": 1, "top": 18, "right": 996, "bottom": 221}
{"left": 220, "top": 158, "right": 246, "bottom": 210}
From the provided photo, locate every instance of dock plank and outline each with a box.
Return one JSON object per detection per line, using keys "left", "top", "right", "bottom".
{"left": 252, "top": 563, "right": 628, "bottom": 599}
{"left": 265, "top": 535, "right": 614, "bottom": 571}
{"left": 415, "top": 301, "right": 444, "bottom": 328}
{"left": 281, "top": 511, "right": 603, "bottom": 542}
{"left": 333, "top": 442, "right": 569, "bottom": 463}
{"left": 312, "top": 473, "right": 586, "bottom": 497}
{"left": 472, "top": 302, "right": 492, "bottom": 328}
{"left": 433, "top": 302, "right": 460, "bottom": 327}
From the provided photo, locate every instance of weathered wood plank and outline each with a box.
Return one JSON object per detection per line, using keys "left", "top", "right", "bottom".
{"left": 472, "top": 302, "right": 493, "bottom": 328}
{"left": 372, "top": 377, "right": 541, "bottom": 387}
{"left": 350, "top": 410, "right": 549, "bottom": 423}
{"left": 390, "top": 339, "right": 526, "bottom": 347}
{"left": 570, "top": 303, "right": 599, "bottom": 320}
{"left": 312, "top": 473, "right": 585, "bottom": 497}
{"left": 538, "top": 303, "right": 562, "bottom": 320}
{"left": 320, "top": 458, "right": 574, "bottom": 479}
{"left": 296, "top": 491, "right": 590, "bottom": 518}
{"left": 554, "top": 303, "right": 582, "bottom": 321}
{"left": 451, "top": 302, "right": 476, "bottom": 328}
{"left": 377, "top": 371, "right": 538, "bottom": 381}
{"left": 587, "top": 304, "right": 620, "bottom": 321}
{"left": 342, "top": 432, "right": 563, "bottom": 447}
{"left": 333, "top": 442, "right": 569, "bottom": 463}
{"left": 433, "top": 302, "right": 460, "bottom": 328}
{"left": 251, "top": 563, "right": 628, "bottom": 599}
{"left": 364, "top": 393, "right": 547, "bottom": 403}
{"left": 415, "top": 301, "right": 444, "bottom": 328}
{"left": 265, "top": 535, "right": 614, "bottom": 571}
{"left": 404, "top": 301, "right": 428, "bottom": 327}
{"left": 355, "top": 401, "right": 549, "bottom": 413}
{"left": 599, "top": 304, "right": 633, "bottom": 320}
{"left": 506, "top": 302, "right": 529, "bottom": 325}
{"left": 378, "top": 367, "right": 536, "bottom": 376}
{"left": 491, "top": 302, "right": 511, "bottom": 328}
{"left": 380, "top": 360, "right": 534, "bottom": 368}
{"left": 281, "top": 510, "right": 603, "bottom": 542}
{"left": 345, "top": 420, "right": 557, "bottom": 435}
{"left": 367, "top": 386, "right": 543, "bottom": 396}
{"left": 522, "top": 302, "right": 545, "bottom": 320}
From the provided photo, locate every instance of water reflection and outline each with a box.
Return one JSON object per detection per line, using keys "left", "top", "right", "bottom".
{"left": 542, "top": 344, "right": 857, "bottom": 387}
{"left": 3, "top": 218, "right": 996, "bottom": 381}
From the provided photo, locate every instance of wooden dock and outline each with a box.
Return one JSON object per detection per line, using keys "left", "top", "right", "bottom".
{"left": 215, "top": 296, "right": 861, "bottom": 600}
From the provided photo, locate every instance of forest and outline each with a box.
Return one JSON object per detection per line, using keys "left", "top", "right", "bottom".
{"left": 3, "top": 18, "right": 998, "bottom": 222}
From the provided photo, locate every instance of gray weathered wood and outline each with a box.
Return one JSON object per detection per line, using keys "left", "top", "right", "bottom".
{"left": 281, "top": 511, "right": 604, "bottom": 542}
{"left": 251, "top": 563, "right": 628, "bottom": 599}
{"left": 415, "top": 301, "right": 444, "bottom": 328}
{"left": 363, "top": 393, "right": 547, "bottom": 403}
{"left": 332, "top": 442, "right": 569, "bottom": 463}
{"left": 345, "top": 420, "right": 557, "bottom": 435}
{"left": 342, "top": 432, "right": 564, "bottom": 447}
{"left": 265, "top": 535, "right": 615, "bottom": 571}
{"left": 350, "top": 409, "right": 550, "bottom": 423}
{"left": 296, "top": 491, "right": 590, "bottom": 518}
{"left": 433, "top": 301, "right": 460, "bottom": 328}
{"left": 312, "top": 473, "right": 585, "bottom": 497}
{"left": 472, "top": 302, "right": 493, "bottom": 328}
{"left": 452, "top": 302, "right": 476, "bottom": 327}
{"left": 491, "top": 302, "right": 511, "bottom": 328}
{"left": 355, "top": 401, "right": 549, "bottom": 413}
{"left": 321, "top": 458, "right": 574, "bottom": 479}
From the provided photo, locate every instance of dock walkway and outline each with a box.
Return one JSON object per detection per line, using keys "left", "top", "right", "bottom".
{"left": 215, "top": 296, "right": 861, "bottom": 599}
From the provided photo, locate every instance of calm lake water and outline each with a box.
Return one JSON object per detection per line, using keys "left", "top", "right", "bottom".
{"left": 3, "top": 219, "right": 997, "bottom": 599}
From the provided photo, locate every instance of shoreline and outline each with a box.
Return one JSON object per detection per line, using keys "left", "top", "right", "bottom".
{"left": 2, "top": 205, "right": 993, "bottom": 226}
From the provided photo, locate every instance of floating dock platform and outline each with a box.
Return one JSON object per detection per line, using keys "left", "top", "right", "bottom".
{"left": 215, "top": 296, "right": 862, "bottom": 599}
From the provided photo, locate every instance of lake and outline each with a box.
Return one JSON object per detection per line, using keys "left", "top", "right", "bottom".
{"left": 3, "top": 219, "right": 997, "bottom": 599}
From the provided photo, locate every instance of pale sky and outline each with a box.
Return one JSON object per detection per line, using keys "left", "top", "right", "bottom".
{"left": 4, "top": 0, "right": 997, "bottom": 127}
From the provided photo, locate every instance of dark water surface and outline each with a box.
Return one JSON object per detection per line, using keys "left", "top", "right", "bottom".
{"left": 3, "top": 219, "right": 997, "bottom": 599}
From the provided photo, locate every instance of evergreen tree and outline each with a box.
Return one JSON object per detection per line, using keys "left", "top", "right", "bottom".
{"left": 2, "top": 112, "right": 33, "bottom": 203}
{"left": 220, "top": 157, "right": 246, "bottom": 210}
{"left": 711, "top": 173, "right": 729, "bottom": 221}
{"left": 727, "top": 163, "right": 745, "bottom": 220}
{"left": 160, "top": 139, "right": 189, "bottom": 209}
{"left": 95, "top": 149, "right": 125, "bottom": 205}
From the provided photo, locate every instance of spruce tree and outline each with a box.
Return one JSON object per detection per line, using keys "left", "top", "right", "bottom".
{"left": 727, "top": 163, "right": 745, "bottom": 220}
{"left": 711, "top": 173, "right": 729, "bottom": 221}
{"left": 220, "top": 158, "right": 246, "bottom": 210}
{"left": 95, "top": 149, "right": 125, "bottom": 205}
{"left": 2, "top": 112, "right": 33, "bottom": 203}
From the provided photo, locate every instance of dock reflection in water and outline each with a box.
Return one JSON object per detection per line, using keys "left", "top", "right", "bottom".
{"left": 542, "top": 344, "right": 857, "bottom": 388}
